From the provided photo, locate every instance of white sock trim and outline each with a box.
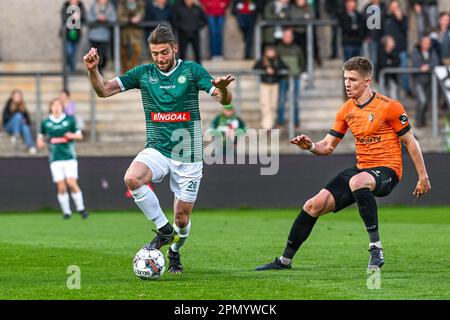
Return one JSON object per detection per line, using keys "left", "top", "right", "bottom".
{"left": 370, "top": 241, "right": 382, "bottom": 249}
{"left": 280, "top": 256, "right": 292, "bottom": 265}
{"left": 173, "top": 220, "right": 191, "bottom": 237}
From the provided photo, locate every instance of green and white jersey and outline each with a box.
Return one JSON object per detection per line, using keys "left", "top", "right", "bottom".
{"left": 116, "top": 59, "right": 215, "bottom": 163}
{"left": 40, "top": 114, "right": 78, "bottom": 163}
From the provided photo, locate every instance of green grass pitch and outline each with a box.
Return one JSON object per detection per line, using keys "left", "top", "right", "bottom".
{"left": 0, "top": 207, "right": 449, "bottom": 300}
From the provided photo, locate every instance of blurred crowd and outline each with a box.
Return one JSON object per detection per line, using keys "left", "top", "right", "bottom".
{"left": 2, "top": 0, "right": 450, "bottom": 153}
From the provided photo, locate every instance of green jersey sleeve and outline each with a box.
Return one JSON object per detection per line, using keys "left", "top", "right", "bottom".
{"left": 40, "top": 120, "right": 47, "bottom": 135}
{"left": 69, "top": 116, "right": 78, "bottom": 133}
{"left": 117, "top": 65, "right": 147, "bottom": 91}
{"left": 191, "top": 62, "right": 215, "bottom": 96}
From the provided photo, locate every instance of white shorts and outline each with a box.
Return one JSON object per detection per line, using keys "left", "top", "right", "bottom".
{"left": 50, "top": 159, "right": 78, "bottom": 183}
{"left": 133, "top": 148, "right": 203, "bottom": 203}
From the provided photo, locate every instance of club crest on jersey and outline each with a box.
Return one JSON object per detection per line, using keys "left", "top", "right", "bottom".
{"left": 151, "top": 112, "right": 191, "bottom": 122}
{"left": 177, "top": 75, "right": 187, "bottom": 84}
{"left": 399, "top": 113, "right": 408, "bottom": 125}
{"left": 369, "top": 113, "right": 374, "bottom": 122}
{"left": 149, "top": 76, "right": 159, "bottom": 84}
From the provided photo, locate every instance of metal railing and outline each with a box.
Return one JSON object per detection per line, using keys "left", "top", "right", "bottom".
{"left": 255, "top": 19, "right": 340, "bottom": 89}
{"left": 61, "top": 20, "right": 172, "bottom": 83}
{"left": 378, "top": 67, "right": 440, "bottom": 137}
{"left": 0, "top": 72, "right": 98, "bottom": 142}
{"left": 1, "top": 69, "right": 300, "bottom": 143}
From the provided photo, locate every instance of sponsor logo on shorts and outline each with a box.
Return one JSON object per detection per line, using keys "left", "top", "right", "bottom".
{"left": 151, "top": 112, "right": 191, "bottom": 122}
{"left": 370, "top": 170, "right": 380, "bottom": 177}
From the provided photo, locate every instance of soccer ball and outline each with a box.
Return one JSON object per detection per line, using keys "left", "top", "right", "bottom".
{"left": 133, "top": 247, "right": 166, "bottom": 280}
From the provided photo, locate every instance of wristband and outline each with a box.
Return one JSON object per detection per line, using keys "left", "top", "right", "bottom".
{"left": 308, "top": 142, "right": 316, "bottom": 153}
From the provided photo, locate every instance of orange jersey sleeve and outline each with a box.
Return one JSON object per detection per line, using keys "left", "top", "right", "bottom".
{"left": 329, "top": 103, "right": 349, "bottom": 139}
{"left": 386, "top": 100, "right": 411, "bottom": 137}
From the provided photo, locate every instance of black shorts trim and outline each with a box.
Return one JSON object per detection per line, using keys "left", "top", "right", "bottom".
{"left": 324, "top": 166, "right": 399, "bottom": 213}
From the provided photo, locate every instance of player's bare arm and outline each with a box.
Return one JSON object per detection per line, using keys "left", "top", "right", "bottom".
{"left": 211, "top": 75, "right": 235, "bottom": 105}
{"left": 400, "top": 130, "right": 431, "bottom": 198}
{"left": 290, "top": 134, "right": 341, "bottom": 156}
{"left": 64, "top": 131, "right": 83, "bottom": 141}
{"left": 83, "top": 47, "right": 121, "bottom": 98}
{"left": 36, "top": 134, "right": 46, "bottom": 150}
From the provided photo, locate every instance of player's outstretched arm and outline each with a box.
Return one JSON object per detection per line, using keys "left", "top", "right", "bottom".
{"left": 83, "top": 48, "right": 121, "bottom": 98}
{"left": 211, "top": 74, "right": 235, "bottom": 105}
{"left": 290, "top": 134, "right": 340, "bottom": 156}
{"left": 64, "top": 131, "right": 83, "bottom": 141}
{"left": 36, "top": 134, "right": 46, "bottom": 150}
{"left": 400, "top": 131, "right": 431, "bottom": 198}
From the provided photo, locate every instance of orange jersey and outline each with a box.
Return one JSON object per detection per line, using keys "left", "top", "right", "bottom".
{"left": 329, "top": 92, "right": 411, "bottom": 180}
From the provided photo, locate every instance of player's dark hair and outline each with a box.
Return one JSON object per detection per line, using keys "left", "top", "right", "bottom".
{"left": 48, "top": 98, "right": 62, "bottom": 114}
{"left": 61, "top": 89, "right": 70, "bottom": 96}
{"left": 148, "top": 24, "right": 175, "bottom": 45}
{"left": 343, "top": 56, "right": 374, "bottom": 78}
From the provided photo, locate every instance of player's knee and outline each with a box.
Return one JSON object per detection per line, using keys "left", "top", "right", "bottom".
{"left": 57, "top": 184, "right": 67, "bottom": 194}
{"left": 303, "top": 198, "right": 325, "bottom": 217}
{"left": 174, "top": 209, "right": 191, "bottom": 228}
{"left": 174, "top": 214, "right": 189, "bottom": 228}
{"left": 349, "top": 175, "right": 370, "bottom": 191}
{"left": 66, "top": 180, "right": 79, "bottom": 192}
{"left": 124, "top": 173, "right": 144, "bottom": 190}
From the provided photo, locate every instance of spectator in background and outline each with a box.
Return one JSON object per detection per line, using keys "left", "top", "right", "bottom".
{"left": 276, "top": 28, "right": 304, "bottom": 129}
{"left": 411, "top": 35, "right": 440, "bottom": 127}
{"left": 232, "top": 0, "right": 259, "bottom": 59}
{"left": 207, "top": 103, "right": 246, "bottom": 154}
{"left": 385, "top": 0, "right": 410, "bottom": 96}
{"left": 253, "top": 45, "right": 288, "bottom": 129}
{"left": 338, "top": 0, "right": 366, "bottom": 61}
{"left": 171, "top": 0, "right": 208, "bottom": 64}
{"left": 376, "top": 35, "right": 400, "bottom": 99}
{"left": 59, "top": 90, "right": 86, "bottom": 131}
{"left": 144, "top": 0, "right": 172, "bottom": 43}
{"left": 87, "top": 0, "right": 117, "bottom": 74}
{"left": 61, "top": 0, "right": 87, "bottom": 73}
{"left": 325, "top": 0, "right": 344, "bottom": 59}
{"left": 412, "top": 0, "right": 439, "bottom": 38}
{"left": 288, "top": 0, "right": 312, "bottom": 69}
{"left": 118, "top": 0, "right": 146, "bottom": 73}
{"left": 363, "top": 0, "right": 387, "bottom": 70}
{"left": 2, "top": 89, "right": 36, "bottom": 154}
{"left": 430, "top": 12, "right": 450, "bottom": 64}
{"left": 200, "top": 0, "right": 231, "bottom": 61}
{"left": 263, "top": 0, "right": 290, "bottom": 48}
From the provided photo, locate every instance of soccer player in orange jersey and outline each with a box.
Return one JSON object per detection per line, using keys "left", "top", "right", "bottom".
{"left": 256, "top": 56, "right": 431, "bottom": 270}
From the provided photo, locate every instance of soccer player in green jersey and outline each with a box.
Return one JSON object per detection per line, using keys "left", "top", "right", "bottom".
{"left": 83, "top": 25, "right": 234, "bottom": 273}
{"left": 37, "top": 99, "right": 89, "bottom": 220}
